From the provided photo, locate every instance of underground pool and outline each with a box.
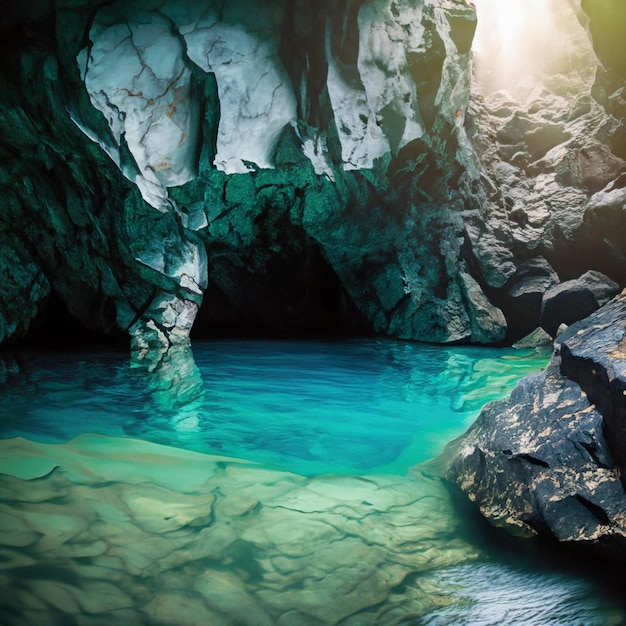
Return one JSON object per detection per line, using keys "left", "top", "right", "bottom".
{"left": 0, "top": 339, "right": 624, "bottom": 625}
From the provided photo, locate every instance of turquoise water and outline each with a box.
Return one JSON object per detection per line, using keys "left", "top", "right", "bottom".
{"left": 1, "top": 339, "right": 625, "bottom": 625}
{"left": 0, "top": 339, "right": 549, "bottom": 474}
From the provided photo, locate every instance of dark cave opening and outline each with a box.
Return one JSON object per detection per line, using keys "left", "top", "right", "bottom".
{"left": 15, "top": 291, "right": 129, "bottom": 351}
{"left": 191, "top": 245, "right": 374, "bottom": 340}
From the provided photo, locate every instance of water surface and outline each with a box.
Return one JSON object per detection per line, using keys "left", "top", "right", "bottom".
{"left": 0, "top": 338, "right": 549, "bottom": 474}
{"left": 0, "top": 339, "right": 624, "bottom": 625}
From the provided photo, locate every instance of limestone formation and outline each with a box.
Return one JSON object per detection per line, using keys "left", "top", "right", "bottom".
{"left": 0, "top": 0, "right": 495, "bottom": 349}
{"left": 1, "top": 0, "right": 625, "bottom": 349}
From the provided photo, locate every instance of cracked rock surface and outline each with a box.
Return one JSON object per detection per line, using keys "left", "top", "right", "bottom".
{"left": 444, "top": 291, "right": 626, "bottom": 560}
{"left": 0, "top": 434, "right": 481, "bottom": 625}
{"left": 1, "top": 0, "right": 625, "bottom": 349}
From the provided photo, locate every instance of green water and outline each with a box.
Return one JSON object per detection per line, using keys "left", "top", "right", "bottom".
{"left": 0, "top": 339, "right": 549, "bottom": 474}
{"left": 0, "top": 339, "right": 624, "bottom": 625}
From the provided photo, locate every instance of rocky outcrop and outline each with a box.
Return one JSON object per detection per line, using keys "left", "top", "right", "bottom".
{"left": 0, "top": 3, "right": 204, "bottom": 352}
{"left": 461, "top": 84, "right": 626, "bottom": 341}
{"left": 445, "top": 291, "right": 626, "bottom": 560}
{"left": 2, "top": 0, "right": 507, "bottom": 349}
{"left": 1, "top": 0, "right": 625, "bottom": 350}
{"left": 581, "top": 0, "right": 626, "bottom": 159}
{"left": 559, "top": 295, "right": 626, "bottom": 472}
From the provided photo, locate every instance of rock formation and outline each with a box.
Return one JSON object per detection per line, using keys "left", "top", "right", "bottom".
{"left": 0, "top": 433, "right": 483, "bottom": 625}
{"left": 444, "top": 0, "right": 626, "bottom": 560}
{"left": 445, "top": 291, "right": 626, "bottom": 560}
{"left": 3, "top": 0, "right": 623, "bottom": 351}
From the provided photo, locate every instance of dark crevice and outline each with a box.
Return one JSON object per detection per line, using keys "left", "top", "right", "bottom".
{"left": 21, "top": 290, "right": 128, "bottom": 350}
{"left": 580, "top": 440, "right": 611, "bottom": 469}
{"left": 575, "top": 494, "right": 612, "bottom": 526}
{"left": 516, "top": 453, "right": 550, "bottom": 468}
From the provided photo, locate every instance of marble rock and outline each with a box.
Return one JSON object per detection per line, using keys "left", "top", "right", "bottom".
{"left": 172, "top": 1, "right": 297, "bottom": 174}
{"left": 82, "top": 8, "right": 200, "bottom": 207}
{"left": 1, "top": 0, "right": 625, "bottom": 351}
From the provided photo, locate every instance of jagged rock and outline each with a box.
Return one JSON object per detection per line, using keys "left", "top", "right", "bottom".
{"left": 556, "top": 140, "right": 625, "bottom": 194}
{"left": 462, "top": 0, "right": 626, "bottom": 332}
{"left": 0, "top": 0, "right": 625, "bottom": 349}
{"left": 2, "top": 0, "right": 509, "bottom": 348}
{"left": 512, "top": 327, "right": 553, "bottom": 350}
{"left": 445, "top": 291, "right": 626, "bottom": 561}
{"left": 459, "top": 271, "right": 507, "bottom": 344}
{"left": 559, "top": 290, "right": 626, "bottom": 470}
{"left": 501, "top": 257, "right": 559, "bottom": 341}
{"left": 582, "top": 0, "right": 626, "bottom": 148}
{"left": 540, "top": 271, "right": 619, "bottom": 337}
{"left": 0, "top": 239, "right": 50, "bottom": 345}
{"left": 576, "top": 270, "right": 620, "bottom": 306}
{"left": 445, "top": 358, "right": 626, "bottom": 550}
{"left": 560, "top": 180, "right": 626, "bottom": 281}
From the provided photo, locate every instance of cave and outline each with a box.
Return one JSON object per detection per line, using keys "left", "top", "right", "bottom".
{"left": 1, "top": 0, "right": 626, "bottom": 623}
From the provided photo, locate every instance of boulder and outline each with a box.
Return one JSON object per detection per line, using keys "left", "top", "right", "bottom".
{"left": 541, "top": 271, "right": 620, "bottom": 337}
{"left": 541, "top": 281, "right": 599, "bottom": 338}
{"left": 459, "top": 271, "right": 507, "bottom": 344}
{"left": 512, "top": 327, "right": 553, "bottom": 349}
{"left": 502, "top": 257, "right": 559, "bottom": 340}
{"left": 445, "top": 291, "right": 626, "bottom": 561}
{"left": 558, "top": 290, "right": 626, "bottom": 470}
{"left": 577, "top": 270, "right": 620, "bottom": 306}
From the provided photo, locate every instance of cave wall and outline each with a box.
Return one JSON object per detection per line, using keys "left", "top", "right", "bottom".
{"left": 443, "top": 0, "right": 626, "bottom": 560}
{"left": 0, "top": 0, "right": 624, "bottom": 349}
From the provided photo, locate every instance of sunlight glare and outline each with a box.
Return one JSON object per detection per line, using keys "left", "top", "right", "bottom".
{"left": 471, "top": 0, "right": 594, "bottom": 99}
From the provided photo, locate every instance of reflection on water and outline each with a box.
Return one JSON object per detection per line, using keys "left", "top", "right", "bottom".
{"left": 0, "top": 339, "right": 549, "bottom": 474}
{"left": 0, "top": 340, "right": 624, "bottom": 624}
{"left": 131, "top": 341, "right": 206, "bottom": 433}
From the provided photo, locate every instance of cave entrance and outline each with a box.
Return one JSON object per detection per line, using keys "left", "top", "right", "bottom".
{"left": 471, "top": 0, "right": 595, "bottom": 101}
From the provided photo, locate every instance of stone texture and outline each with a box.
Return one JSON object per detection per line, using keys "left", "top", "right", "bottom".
{"left": 0, "top": 5, "right": 204, "bottom": 351}
{"left": 459, "top": 271, "right": 507, "bottom": 343}
{"left": 459, "top": 0, "right": 626, "bottom": 344}
{"left": 445, "top": 291, "right": 626, "bottom": 560}
{"left": 512, "top": 327, "right": 553, "bottom": 350}
{"left": 500, "top": 257, "right": 559, "bottom": 341}
{"left": 0, "top": 0, "right": 514, "bottom": 349}
{"left": 558, "top": 290, "right": 626, "bottom": 471}
{"left": 540, "top": 270, "right": 620, "bottom": 337}
{"left": 0, "top": 0, "right": 625, "bottom": 350}
{"left": 0, "top": 434, "right": 483, "bottom": 625}
{"left": 576, "top": 270, "right": 621, "bottom": 306}
{"left": 540, "top": 281, "right": 600, "bottom": 338}
{"left": 581, "top": 0, "right": 626, "bottom": 157}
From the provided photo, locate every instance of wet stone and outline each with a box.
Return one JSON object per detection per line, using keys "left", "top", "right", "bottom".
{"left": 0, "top": 435, "right": 483, "bottom": 625}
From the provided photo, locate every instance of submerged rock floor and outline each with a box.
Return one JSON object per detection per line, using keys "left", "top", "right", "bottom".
{"left": 0, "top": 434, "right": 481, "bottom": 625}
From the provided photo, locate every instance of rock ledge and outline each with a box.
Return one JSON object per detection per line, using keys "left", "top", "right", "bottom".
{"left": 444, "top": 290, "right": 626, "bottom": 560}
